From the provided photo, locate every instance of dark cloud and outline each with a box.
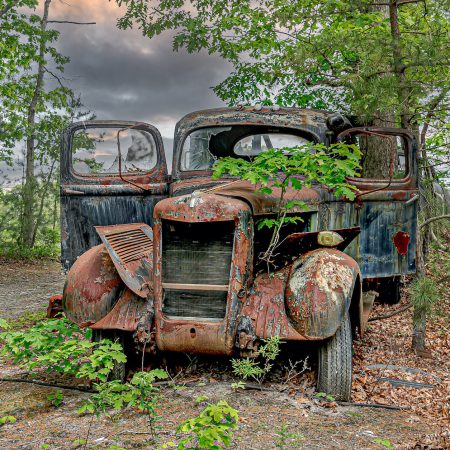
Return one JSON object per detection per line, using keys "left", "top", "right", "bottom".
{"left": 50, "top": 0, "right": 228, "bottom": 141}
{"left": 2, "top": 1, "right": 228, "bottom": 180}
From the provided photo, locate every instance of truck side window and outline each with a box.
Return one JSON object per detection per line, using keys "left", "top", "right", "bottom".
{"left": 72, "top": 127, "right": 158, "bottom": 175}
{"left": 353, "top": 134, "right": 408, "bottom": 180}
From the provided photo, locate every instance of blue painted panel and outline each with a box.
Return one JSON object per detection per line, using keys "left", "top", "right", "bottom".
{"left": 358, "top": 201, "right": 417, "bottom": 278}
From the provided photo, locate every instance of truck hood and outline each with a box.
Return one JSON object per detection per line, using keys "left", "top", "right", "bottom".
{"left": 170, "top": 179, "right": 323, "bottom": 216}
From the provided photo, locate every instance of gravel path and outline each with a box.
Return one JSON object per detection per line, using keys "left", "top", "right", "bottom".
{"left": 0, "top": 258, "right": 65, "bottom": 319}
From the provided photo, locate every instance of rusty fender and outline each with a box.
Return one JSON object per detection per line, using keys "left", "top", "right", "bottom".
{"left": 63, "top": 244, "right": 124, "bottom": 326}
{"left": 285, "top": 248, "right": 362, "bottom": 339}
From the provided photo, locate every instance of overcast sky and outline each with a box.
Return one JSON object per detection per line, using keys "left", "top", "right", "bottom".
{"left": 1, "top": 0, "right": 229, "bottom": 183}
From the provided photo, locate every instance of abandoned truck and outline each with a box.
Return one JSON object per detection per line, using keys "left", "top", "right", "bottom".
{"left": 51, "top": 107, "right": 418, "bottom": 401}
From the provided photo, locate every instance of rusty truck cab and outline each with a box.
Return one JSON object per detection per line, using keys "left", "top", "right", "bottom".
{"left": 56, "top": 107, "right": 418, "bottom": 401}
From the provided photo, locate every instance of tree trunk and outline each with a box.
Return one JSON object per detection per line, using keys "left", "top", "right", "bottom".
{"left": 412, "top": 306, "right": 426, "bottom": 350}
{"left": 361, "top": 114, "right": 397, "bottom": 178}
{"left": 389, "top": 0, "right": 411, "bottom": 129}
{"left": 361, "top": 2, "right": 398, "bottom": 178}
{"left": 21, "top": 0, "right": 51, "bottom": 248}
{"left": 31, "top": 160, "right": 56, "bottom": 247}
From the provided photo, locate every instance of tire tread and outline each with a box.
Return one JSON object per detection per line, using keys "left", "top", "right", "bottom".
{"left": 317, "top": 313, "right": 352, "bottom": 401}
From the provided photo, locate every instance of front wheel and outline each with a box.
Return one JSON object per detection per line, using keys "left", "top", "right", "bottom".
{"left": 317, "top": 313, "right": 353, "bottom": 401}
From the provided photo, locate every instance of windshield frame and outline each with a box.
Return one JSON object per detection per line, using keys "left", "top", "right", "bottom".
{"left": 175, "top": 125, "right": 321, "bottom": 179}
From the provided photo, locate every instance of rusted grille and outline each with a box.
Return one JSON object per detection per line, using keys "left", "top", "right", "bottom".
{"left": 163, "top": 290, "right": 228, "bottom": 319}
{"left": 161, "top": 220, "right": 234, "bottom": 319}
{"left": 106, "top": 228, "right": 152, "bottom": 263}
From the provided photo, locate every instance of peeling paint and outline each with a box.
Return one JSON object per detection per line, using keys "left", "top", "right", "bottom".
{"left": 59, "top": 110, "right": 417, "bottom": 357}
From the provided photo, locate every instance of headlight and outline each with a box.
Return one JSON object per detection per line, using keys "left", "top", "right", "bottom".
{"left": 317, "top": 231, "right": 344, "bottom": 247}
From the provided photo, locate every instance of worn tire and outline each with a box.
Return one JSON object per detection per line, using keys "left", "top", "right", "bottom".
{"left": 317, "top": 312, "right": 353, "bottom": 401}
{"left": 92, "top": 330, "right": 128, "bottom": 382}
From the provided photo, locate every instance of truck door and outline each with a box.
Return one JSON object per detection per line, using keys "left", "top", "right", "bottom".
{"left": 337, "top": 127, "right": 418, "bottom": 281}
{"left": 60, "top": 120, "right": 169, "bottom": 270}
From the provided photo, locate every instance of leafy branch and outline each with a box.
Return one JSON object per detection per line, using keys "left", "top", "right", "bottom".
{"left": 212, "top": 142, "right": 361, "bottom": 269}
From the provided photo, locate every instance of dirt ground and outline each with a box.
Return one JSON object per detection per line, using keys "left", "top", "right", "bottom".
{"left": 0, "top": 258, "right": 449, "bottom": 450}
{"left": 0, "top": 258, "right": 65, "bottom": 319}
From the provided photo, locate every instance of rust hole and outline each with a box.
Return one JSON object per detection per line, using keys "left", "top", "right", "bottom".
{"left": 190, "top": 328, "right": 196, "bottom": 338}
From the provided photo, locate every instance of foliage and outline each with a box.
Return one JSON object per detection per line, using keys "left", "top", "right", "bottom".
{"left": 0, "top": 183, "right": 60, "bottom": 258}
{"left": 424, "top": 123, "right": 450, "bottom": 188}
{"left": 78, "top": 369, "right": 168, "bottom": 438}
{"left": 164, "top": 400, "right": 239, "bottom": 450}
{"left": 115, "top": 0, "right": 449, "bottom": 126}
{"left": 0, "top": 415, "right": 16, "bottom": 426}
{"left": 230, "top": 381, "right": 245, "bottom": 391}
{"left": 372, "top": 438, "right": 394, "bottom": 449}
{"left": 47, "top": 389, "right": 64, "bottom": 408}
{"left": 231, "top": 336, "right": 281, "bottom": 384}
{"left": 410, "top": 277, "right": 439, "bottom": 318}
{"left": 0, "top": 318, "right": 127, "bottom": 382}
{"left": 0, "top": 0, "right": 81, "bottom": 163}
{"left": 0, "top": 0, "right": 92, "bottom": 250}
{"left": 213, "top": 143, "right": 361, "bottom": 202}
{"left": 315, "top": 392, "right": 336, "bottom": 402}
{"left": 213, "top": 142, "right": 361, "bottom": 265}
{"left": 3, "top": 310, "right": 46, "bottom": 331}
{"left": 0, "top": 318, "right": 10, "bottom": 330}
{"left": 274, "top": 424, "right": 305, "bottom": 449}
{"left": 116, "top": 0, "right": 450, "bottom": 236}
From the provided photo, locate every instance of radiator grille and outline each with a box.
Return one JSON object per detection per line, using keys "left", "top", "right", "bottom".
{"left": 161, "top": 220, "right": 234, "bottom": 319}
{"left": 163, "top": 290, "right": 228, "bottom": 319}
{"left": 105, "top": 228, "right": 152, "bottom": 263}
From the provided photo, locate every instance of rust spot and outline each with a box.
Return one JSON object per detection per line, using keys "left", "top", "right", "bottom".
{"left": 393, "top": 231, "right": 410, "bottom": 255}
{"left": 47, "top": 294, "right": 63, "bottom": 318}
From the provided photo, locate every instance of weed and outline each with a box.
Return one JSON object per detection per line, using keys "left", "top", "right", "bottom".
{"left": 410, "top": 277, "right": 439, "bottom": 317}
{"left": 372, "top": 438, "right": 394, "bottom": 449}
{"left": 0, "top": 317, "right": 126, "bottom": 382}
{"left": 315, "top": 392, "right": 335, "bottom": 402}
{"left": 47, "top": 389, "right": 64, "bottom": 407}
{"left": 195, "top": 395, "right": 209, "bottom": 404}
{"left": 0, "top": 318, "right": 10, "bottom": 330}
{"left": 163, "top": 400, "right": 238, "bottom": 449}
{"left": 274, "top": 423, "right": 305, "bottom": 449}
{"left": 345, "top": 411, "right": 362, "bottom": 418}
{"left": 78, "top": 369, "right": 168, "bottom": 440}
{"left": 283, "top": 357, "right": 310, "bottom": 384}
{"left": 231, "top": 336, "right": 281, "bottom": 384}
{"left": 213, "top": 143, "right": 361, "bottom": 269}
{"left": 230, "top": 381, "right": 245, "bottom": 391}
{"left": 0, "top": 415, "right": 16, "bottom": 426}
{"left": 8, "top": 310, "right": 47, "bottom": 330}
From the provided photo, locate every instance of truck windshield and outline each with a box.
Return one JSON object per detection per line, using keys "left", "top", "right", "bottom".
{"left": 180, "top": 126, "right": 311, "bottom": 171}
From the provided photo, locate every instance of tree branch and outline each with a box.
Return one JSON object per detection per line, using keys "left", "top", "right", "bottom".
{"left": 420, "top": 214, "right": 450, "bottom": 229}
{"left": 47, "top": 20, "right": 96, "bottom": 25}
{"left": 0, "top": 1, "right": 19, "bottom": 18}
{"left": 419, "top": 88, "right": 450, "bottom": 147}
{"left": 368, "top": 303, "right": 412, "bottom": 322}
{"left": 43, "top": 67, "right": 67, "bottom": 90}
{"left": 398, "top": 0, "right": 423, "bottom": 5}
{"left": 0, "top": 377, "right": 92, "bottom": 392}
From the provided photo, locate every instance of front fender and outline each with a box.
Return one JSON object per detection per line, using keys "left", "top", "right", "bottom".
{"left": 63, "top": 244, "right": 123, "bottom": 326}
{"left": 285, "top": 248, "right": 362, "bottom": 339}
